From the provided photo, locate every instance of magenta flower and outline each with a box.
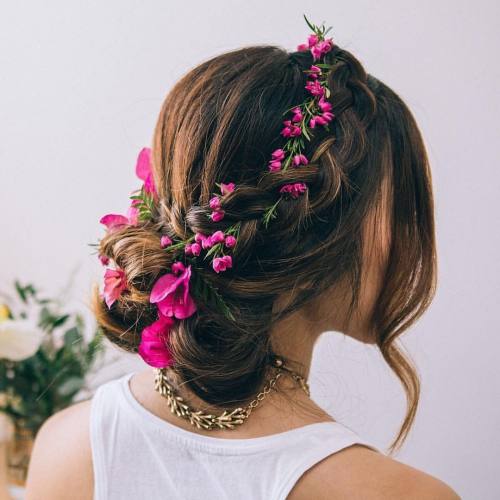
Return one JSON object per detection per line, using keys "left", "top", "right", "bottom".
{"left": 201, "top": 236, "right": 214, "bottom": 249}
{"left": 210, "top": 230, "right": 225, "bottom": 245}
{"left": 271, "top": 149, "right": 285, "bottom": 161}
{"left": 138, "top": 315, "right": 176, "bottom": 368}
{"left": 98, "top": 254, "right": 109, "bottom": 266}
{"left": 212, "top": 255, "right": 233, "bottom": 273}
{"left": 305, "top": 79, "right": 324, "bottom": 97}
{"left": 268, "top": 160, "right": 283, "bottom": 172}
{"left": 308, "top": 65, "right": 322, "bottom": 79}
{"left": 190, "top": 242, "right": 201, "bottom": 256}
{"left": 311, "top": 39, "right": 334, "bottom": 61}
{"left": 309, "top": 115, "right": 329, "bottom": 128}
{"left": 225, "top": 235, "right": 237, "bottom": 248}
{"left": 171, "top": 261, "right": 185, "bottom": 274}
{"left": 99, "top": 214, "right": 130, "bottom": 231}
{"left": 103, "top": 268, "right": 128, "bottom": 308}
{"left": 318, "top": 97, "right": 332, "bottom": 113}
{"left": 279, "top": 182, "right": 308, "bottom": 199}
{"left": 281, "top": 120, "right": 301, "bottom": 138}
{"left": 195, "top": 232, "right": 207, "bottom": 243}
{"left": 220, "top": 182, "right": 235, "bottom": 195}
{"left": 160, "top": 235, "right": 173, "bottom": 248}
{"left": 291, "top": 107, "right": 303, "bottom": 123}
{"left": 150, "top": 265, "right": 197, "bottom": 319}
{"left": 293, "top": 154, "right": 309, "bottom": 166}
{"left": 211, "top": 210, "right": 225, "bottom": 222}
{"left": 135, "top": 147, "right": 157, "bottom": 197}
{"left": 209, "top": 196, "right": 221, "bottom": 210}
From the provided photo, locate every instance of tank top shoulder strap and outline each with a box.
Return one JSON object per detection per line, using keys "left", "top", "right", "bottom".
{"left": 89, "top": 375, "right": 125, "bottom": 500}
{"left": 274, "top": 421, "right": 381, "bottom": 500}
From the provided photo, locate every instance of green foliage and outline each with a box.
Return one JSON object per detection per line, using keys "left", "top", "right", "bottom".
{"left": 0, "top": 281, "right": 105, "bottom": 434}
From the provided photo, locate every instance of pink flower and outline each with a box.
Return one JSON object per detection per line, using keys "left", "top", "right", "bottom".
{"left": 220, "top": 182, "right": 235, "bottom": 195}
{"left": 268, "top": 160, "right": 283, "bottom": 172}
{"left": 322, "top": 111, "right": 335, "bottom": 122}
{"left": 98, "top": 254, "right": 109, "bottom": 266}
{"left": 293, "top": 154, "right": 309, "bottom": 166}
{"left": 225, "top": 235, "right": 237, "bottom": 248}
{"left": 279, "top": 182, "right": 308, "bottom": 199}
{"left": 308, "top": 34, "right": 319, "bottom": 47}
{"left": 212, "top": 255, "right": 233, "bottom": 273}
{"left": 210, "top": 230, "right": 225, "bottom": 245}
{"left": 150, "top": 265, "right": 197, "bottom": 319}
{"left": 308, "top": 65, "right": 322, "bottom": 79}
{"left": 160, "top": 235, "right": 173, "bottom": 248}
{"left": 209, "top": 196, "right": 221, "bottom": 210}
{"left": 311, "top": 39, "right": 334, "bottom": 61}
{"left": 271, "top": 149, "right": 285, "bottom": 161}
{"left": 190, "top": 242, "right": 201, "bottom": 256}
{"left": 135, "top": 147, "right": 157, "bottom": 197}
{"left": 309, "top": 115, "right": 328, "bottom": 128}
{"left": 318, "top": 97, "right": 332, "bottom": 113}
{"left": 281, "top": 120, "right": 301, "bottom": 138}
{"left": 297, "top": 43, "right": 309, "bottom": 52}
{"left": 99, "top": 214, "right": 130, "bottom": 231}
{"left": 305, "top": 79, "right": 324, "bottom": 97}
{"left": 194, "top": 232, "right": 208, "bottom": 244}
{"left": 211, "top": 210, "right": 225, "bottom": 222}
{"left": 103, "top": 268, "right": 127, "bottom": 308}
{"left": 126, "top": 199, "right": 141, "bottom": 226}
{"left": 138, "top": 315, "right": 176, "bottom": 368}
{"left": 171, "top": 261, "right": 185, "bottom": 274}
{"left": 291, "top": 107, "right": 303, "bottom": 123}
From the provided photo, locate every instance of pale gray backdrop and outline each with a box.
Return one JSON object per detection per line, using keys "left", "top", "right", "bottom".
{"left": 1, "top": 1, "right": 498, "bottom": 498}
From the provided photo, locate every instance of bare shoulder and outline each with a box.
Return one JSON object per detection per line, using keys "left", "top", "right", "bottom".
{"left": 24, "top": 399, "right": 93, "bottom": 500}
{"left": 287, "top": 443, "right": 461, "bottom": 500}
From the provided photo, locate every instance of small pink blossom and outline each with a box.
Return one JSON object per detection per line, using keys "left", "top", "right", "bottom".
{"left": 311, "top": 39, "right": 334, "bottom": 61}
{"left": 171, "top": 261, "right": 185, "bottom": 274}
{"left": 293, "top": 154, "right": 309, "bottom": 166}
{"left": 190, "top": 242, "right": 201, "bottom": 256}
{"left": 160, "top": 235, "right": 173, "bottom": 248}
{"left": 135, "top": 147, "right": 157, "bottom": 197}
{"left": 309, "top": 115, "right": 328, "bottom": 128}
{"left": 138, "top": 315, "right": 176, "bottom": 368}
{"left": 209, "top": 196, "right": 221, "bottom": 210}
{"left": 322, "top": 111, "right": 335, "bottom": 122}
{"left": 281, "top": 120, "right": 301, "bottom": 138}
{"left": 103, "top": 268, "right": 127, "bottom": 308}
{"left": 225, "top": 235, "right": 237, "bottom": 248}
{"left": 318, "top": 97, "right": 332, "bottom": 113}
{"left": 305, "top": 79, "right": 324, "bottom": 97}
{"left": 307, "top": 34, "right": 319, "bottom": 47}
{"left": 271, "top": 149, "right": 285, "bottom": 161}
{"left": 212, "top": 255, "right": 233, "bottom": 273}
{"left": 210, "top": 230, "right": 225, "bottom": 245}
{"left": 291, "top": 107, "right": 303, "bottom": 123}
{"left": 308, "top": 65, "right": 322, "bottom": 79}
{"left": 211, "top": 210, "right": 225, "bottom": 222}
{"left": 98, "top": 254, "right": 109, "bottom": 266}
{"left": 268, "top": 160, "right": 283, "bottom": 172}
{"left": 195, "top": 232, "right": 208, "bottom": 244}
{"left": 220, "top": 182, "right": 235, "bottom": 195}
{"left": 150, "top": 265, "right": 197, "bottom": 319}
{"left": 279, "top": 182, "right": 308, "bottom": 199}
{"left": 201, "top": 237, "right": 213, "bottom": 250}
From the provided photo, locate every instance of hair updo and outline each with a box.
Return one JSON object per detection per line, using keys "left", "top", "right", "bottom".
{"left": 92, "top": 42, "right": 436, "bottom": 454}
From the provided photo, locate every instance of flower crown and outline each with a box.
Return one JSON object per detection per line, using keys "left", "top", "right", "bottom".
{"left": 96, "top": 16, "right": 336, "bottom": 369}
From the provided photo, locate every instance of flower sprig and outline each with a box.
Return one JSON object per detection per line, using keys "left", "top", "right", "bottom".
{"left": 262, "top": 15, "right": 336, "bottom": 228}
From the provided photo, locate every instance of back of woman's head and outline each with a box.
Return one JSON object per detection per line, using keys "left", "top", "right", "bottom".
{"left": 92, "top": 32, "right": 436, "bottom": 454}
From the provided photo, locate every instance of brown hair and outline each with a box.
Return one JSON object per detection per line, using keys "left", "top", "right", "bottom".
{"left": 92, "top": 43, "right": 436, "bottom": 454}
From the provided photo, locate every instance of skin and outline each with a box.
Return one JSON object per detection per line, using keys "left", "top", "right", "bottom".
{"left": 24, "top": 185, "right": 460, "bottom": 499}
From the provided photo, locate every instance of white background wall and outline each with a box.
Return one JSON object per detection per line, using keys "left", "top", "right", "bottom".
{"left": 1, "top": 1, "right": 498, "bottom": 498}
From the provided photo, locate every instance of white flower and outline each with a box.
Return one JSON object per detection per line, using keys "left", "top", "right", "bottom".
{"left": 0, "top": 319, "right": 44, "bottom": 361}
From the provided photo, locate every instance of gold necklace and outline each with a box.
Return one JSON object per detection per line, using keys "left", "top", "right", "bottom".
{"left": 153, "top": 355, "right": 310, "bottom": 430}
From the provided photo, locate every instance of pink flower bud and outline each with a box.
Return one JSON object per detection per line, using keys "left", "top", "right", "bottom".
{"left": 271, "top": 149, "right": 285, "bottom": 161}
{"left": 212, "top": 255, "right": 233, "bottom": 273}
{"left": 190, "top": 242, "right": 201, "bottom": 256}
{"left": 318, "top": 97, "right": 332, "bottom": 112}
{"left": 220, "top": 182, "right": 235, "bottom": 195}
{"left": 210, "top": 230, "right": 225, "bottom": 244}
{"left": 268, "top": 160, "right": 282, "bottom": 172}
{"left": 201, "top": 237, "right": 213, "bottom": 249}
{"left": 184, "top": 243, "right": 193, "bottom": 255}
{"left": 225, "top": 235, "right": 237, "bottom": 248}
{"left": 211, "top": 210, "right": 225, "bottom": 222}
{"left": 209, "top": 196, "right": 221, "bottom": 210}
{"left": 160, "top": 235, "right": 173, "bottom": 248}
{"left": 293, "top": 154, "right": 309, "bottom": 166}
{"left": 194, "top": 232, "right": 207, "bottom": 244}
{"left": 98, "top": 254, "right": 109, "bottom": 265}
{"left": 171, "top": 261, "right": 186, "bottom": 274}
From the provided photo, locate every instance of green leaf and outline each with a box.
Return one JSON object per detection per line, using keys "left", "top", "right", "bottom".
{"left": 303, "top": 14, "right": 316, "bottom": 32}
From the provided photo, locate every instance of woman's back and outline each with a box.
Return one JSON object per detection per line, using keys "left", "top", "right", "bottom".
{"left": 90, "top": 371, "right": 380, "bottom": 500}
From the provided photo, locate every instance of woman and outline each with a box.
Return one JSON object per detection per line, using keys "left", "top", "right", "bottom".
{"left": 25, "top": 18, "right": 459, "bottom": 500}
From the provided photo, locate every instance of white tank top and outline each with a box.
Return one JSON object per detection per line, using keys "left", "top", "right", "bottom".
{"left": 89, "top": 372, "right": 381, "bottom": 500}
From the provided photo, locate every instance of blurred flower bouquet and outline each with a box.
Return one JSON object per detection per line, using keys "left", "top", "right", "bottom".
{"left": 0, "top": 280, "right": 104, "bottom": 486}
